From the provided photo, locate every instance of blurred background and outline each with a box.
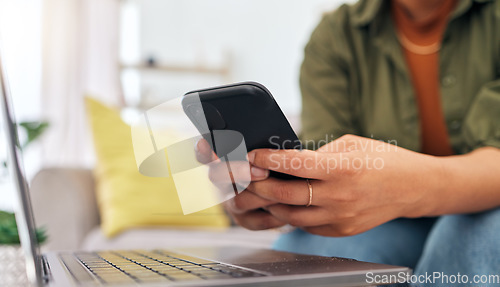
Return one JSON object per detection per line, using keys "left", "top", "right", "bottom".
{"left": 0, "top": 0, "right": 353, "bottom": 211}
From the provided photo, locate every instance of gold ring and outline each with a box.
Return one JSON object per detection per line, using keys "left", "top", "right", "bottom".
{"left": 306, "top": 179, "right": 313, "bottom": 207}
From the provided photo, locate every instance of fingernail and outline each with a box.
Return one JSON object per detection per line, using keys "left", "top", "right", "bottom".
{"left": 195, "top": 138, "right": 209, "bottom": 154}
{"left": 248, "top": 152, "right": 256, "bottom": 164}
{"left": 194, "top": 139, "right": 200, "bottom": 153}
{"left": 251, "top": 166, "right": 268, "bottom": 179}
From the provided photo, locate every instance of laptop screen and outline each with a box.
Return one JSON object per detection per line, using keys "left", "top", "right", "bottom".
{"left": 0, "top": 51, "right": 42, "bottom": 285}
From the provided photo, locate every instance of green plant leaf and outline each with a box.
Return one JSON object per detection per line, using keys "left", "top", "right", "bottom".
{"left": 18, "top": 121, "right": 49, "bottom": 149}
{"left": 0, "top": 211, "right": 47, "bottom": 245}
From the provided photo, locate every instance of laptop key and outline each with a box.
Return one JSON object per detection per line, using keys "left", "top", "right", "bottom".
{"left": 155, "top": 250, "right": 216, "bottom": 265}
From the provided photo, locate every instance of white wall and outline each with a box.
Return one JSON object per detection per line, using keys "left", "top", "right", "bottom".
{"left": 135, "top": 0, "right": 352, "bottom": 115}
{"left": 0, "top": 0, "right": 42, "bottom": 211}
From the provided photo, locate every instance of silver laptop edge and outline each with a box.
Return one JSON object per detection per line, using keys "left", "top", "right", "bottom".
{"left": 0, "top": 47, "right": 43, "bottom": 285}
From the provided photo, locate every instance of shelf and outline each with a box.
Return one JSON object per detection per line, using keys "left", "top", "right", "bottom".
{"left": 120, "top": 63, "right": 230, "bottom": 77}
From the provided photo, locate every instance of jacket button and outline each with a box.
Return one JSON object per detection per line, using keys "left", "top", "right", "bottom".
{"left": 442, "top": 75, "right": 456, "bottom": 87}
{"left": 450, "top": 120, "right": 461, "bottom": 131}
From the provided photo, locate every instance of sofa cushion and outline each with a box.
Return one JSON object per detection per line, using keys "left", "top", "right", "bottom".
{"left": 86, "top": 97, "right": 229, "bottom": 237}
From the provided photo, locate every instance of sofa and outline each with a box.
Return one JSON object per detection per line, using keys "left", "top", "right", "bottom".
{"left": 30, "top": 168, "right": 280, "bottom": 252}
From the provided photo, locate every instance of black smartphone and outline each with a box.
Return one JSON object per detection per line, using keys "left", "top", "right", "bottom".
{"left": 182, "top": 81, "right": 302, "bottom": 179}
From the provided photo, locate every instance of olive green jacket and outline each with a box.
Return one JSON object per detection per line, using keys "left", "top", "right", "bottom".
{"left": 300, "top": 0, "right": 500, "bottom": 154}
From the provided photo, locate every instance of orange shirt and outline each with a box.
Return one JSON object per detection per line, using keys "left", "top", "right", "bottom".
{"left": 392, "top": 0, "right": 457, "bottom": 156}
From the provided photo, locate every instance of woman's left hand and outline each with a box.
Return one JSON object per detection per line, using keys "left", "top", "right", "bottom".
{"left": 245, "top": 134, "right": 443, "bottom": 237}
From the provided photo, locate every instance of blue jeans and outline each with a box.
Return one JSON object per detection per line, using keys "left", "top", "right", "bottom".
{"left": 273, "top": 209, "right": 500, "bottom": 286}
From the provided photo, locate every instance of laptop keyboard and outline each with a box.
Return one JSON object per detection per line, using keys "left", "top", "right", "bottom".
{"left": 62, "top": 250, "right": 265, "bottom": 285}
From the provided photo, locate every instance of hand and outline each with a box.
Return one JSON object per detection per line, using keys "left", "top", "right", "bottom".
{"left": 244, "top": 134, "right": 443, "bottom": 237}
{"left": 195, "top": 139, "right": 287, "bottom": 230}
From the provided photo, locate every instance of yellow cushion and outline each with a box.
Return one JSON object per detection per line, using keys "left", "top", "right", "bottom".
{"left": 85, "top": 97, "right": 229, "bottom": 237}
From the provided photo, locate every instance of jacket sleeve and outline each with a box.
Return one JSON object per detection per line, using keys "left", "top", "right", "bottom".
{"left": 461, "top": 78, "right": 500, "bottom": 153}
{"left": 299, "top": 9, "right": 357, "bottom": 150}
{"left": 460, "top": 2, "right": 500, "bottom": 153}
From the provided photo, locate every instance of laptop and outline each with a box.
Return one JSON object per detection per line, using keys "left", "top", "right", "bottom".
{"left": 0, "top": 56, "right": 410, "bottom": 287}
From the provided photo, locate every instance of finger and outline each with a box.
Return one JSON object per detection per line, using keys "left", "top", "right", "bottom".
{"left": 247, "top": 178, "right": 321, "bottom": 205}
{"left": 266, "top": 204, "right": 330, "bottom": 227}
{"left": 302, "top": 225, "right": 342, "bottom": 237}
{"left": 226, "top": 191, "right": 276, "bottom": 214}
{"left": 302, "top": 216, "right": 368, "bottom": 237}
{"left": 249, "top": 165, "right": 270, "bottom": 181}
{"left": 195, "top": 138, "right": 219, "bottom": 164}
{"left": 317, "top": 135, "right": 358, "bottom": 153}
{"left": 317, "top": 134, "right": 393, "bottom": 154}
{"left": 248, "top": 149, "right": 337, "bottom": 179}
{"left": 228, "top": 208, "right": 287, "bottom": 230}
{"left": 208, "top": 161, "right": 269, "bottom": 185}
{"left": 303, "top": 224, "right": 361, "bottom": 237}
{"left": 206, "top": 161, "right": 268, "bottom": 198}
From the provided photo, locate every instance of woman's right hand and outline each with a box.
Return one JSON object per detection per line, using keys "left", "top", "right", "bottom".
{"left": 195, "top": 139, "right": 287, "bottom": 230}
